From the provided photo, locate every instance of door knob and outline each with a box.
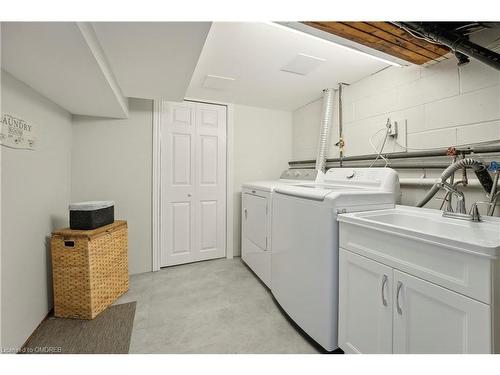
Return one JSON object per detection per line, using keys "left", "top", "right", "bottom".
{"left": 187, "top": 194, "right": 192, "bottom": 197}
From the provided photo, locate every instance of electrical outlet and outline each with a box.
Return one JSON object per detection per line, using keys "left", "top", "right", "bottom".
{"left": 388, "top": 120, "right": 398, "bottom": 137}
{"left": 386, "top": 118, "right": 407, "bottom": 152}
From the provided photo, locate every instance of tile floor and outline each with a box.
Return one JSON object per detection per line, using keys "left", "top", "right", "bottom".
{"left": 115, "top": 258, "right": 321, "bottom": 354}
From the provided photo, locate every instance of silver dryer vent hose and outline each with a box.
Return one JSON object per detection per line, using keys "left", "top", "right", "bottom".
{"left": 315, "top": 88, "right": 336, "bottom": 173}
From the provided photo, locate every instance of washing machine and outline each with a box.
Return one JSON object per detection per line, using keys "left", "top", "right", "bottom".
{"left": 271, "top": 167, "right": 400, "bottom": 351}
{"left": 241, "top": 169, "right": 319, "bottom": 287}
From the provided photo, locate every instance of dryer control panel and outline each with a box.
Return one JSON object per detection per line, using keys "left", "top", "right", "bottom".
{"left": 280, "top": 168, "right": 319, "bottom": 181}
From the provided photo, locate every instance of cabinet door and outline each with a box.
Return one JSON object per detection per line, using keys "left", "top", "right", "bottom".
{"left": 393, "top": 270, "right": 491, "bottom": 354}
{"left": 339, "top": 249, "right": 393, "bottom": 354}
{"left": 242, "top": 193, "right": 268, "bottom": 251}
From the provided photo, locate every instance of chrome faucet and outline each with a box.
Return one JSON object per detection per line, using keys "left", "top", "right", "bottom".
{"left": 439, "top": 181, "right": 466, "bottom": 214}
{"left": 443, "top": 201, "right": 494, "bottom": 222}
{"left": 419, "top": 158, "right": 499, "bottom": 222}
{"left": 439, "top": 181, "right": 483, "bottom": 221}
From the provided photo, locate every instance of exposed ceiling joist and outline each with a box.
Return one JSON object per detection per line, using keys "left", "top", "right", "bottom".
{"left": 303, "top": 21, "right": 450, "bottom": 65}
{"left": 395, "top": 22, "right": 500, "bottom": 71}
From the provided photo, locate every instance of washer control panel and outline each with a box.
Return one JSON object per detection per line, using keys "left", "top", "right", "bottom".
{"left": 322, "top": 167, "right": 400, "bottom": 195}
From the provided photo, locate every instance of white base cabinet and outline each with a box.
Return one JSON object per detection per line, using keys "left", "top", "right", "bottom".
{"left": 339, "top": 250, "right": 393, "bottom": 354}
{"left": 393, "top": 270, "right": 490, "bottom": 354}
{"left": 339, "top": 249, "right": 492, "bottom": 354}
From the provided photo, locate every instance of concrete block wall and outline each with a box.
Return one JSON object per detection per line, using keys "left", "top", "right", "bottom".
{"left": 292, "top": 57, "right": 500, "bottom": 213}
{"left": 293, "top": 58, "right": 500, "bottom": 161}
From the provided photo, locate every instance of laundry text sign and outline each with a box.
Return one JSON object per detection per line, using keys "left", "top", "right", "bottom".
{"left": 1, "top": 113, "right": 36, "bottom": 150}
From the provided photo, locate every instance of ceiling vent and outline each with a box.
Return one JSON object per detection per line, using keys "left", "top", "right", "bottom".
{"left": 280, "top": 53, "right": 326, "bottom": 76}
{"left": 203, "top": 74, "right": 236, "bottom": 91}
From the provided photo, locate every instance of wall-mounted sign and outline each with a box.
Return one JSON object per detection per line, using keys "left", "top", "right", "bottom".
{"left": 1, "top": 113, "right": 37, "bottom": 150}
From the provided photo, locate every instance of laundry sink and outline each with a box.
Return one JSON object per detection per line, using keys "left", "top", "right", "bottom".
{"left": 338, "top": 205, "right": 500, "bottom": 257}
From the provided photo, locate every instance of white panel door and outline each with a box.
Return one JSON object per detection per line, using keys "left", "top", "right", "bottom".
{"left": 393, "top": 270, "right": 491, "bottom": 354}
{"left": 161, "top": 101, "right": 226, "bottom": 266}
{"left": 195, "top": 102, "right": 226, "bottom": 262}
{"left": 338, "top": 249, "right": 393, "bottom": 354}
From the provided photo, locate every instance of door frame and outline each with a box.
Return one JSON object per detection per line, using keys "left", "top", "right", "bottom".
{"left": 152, "top": 99, "right": 234, "bottom": 271}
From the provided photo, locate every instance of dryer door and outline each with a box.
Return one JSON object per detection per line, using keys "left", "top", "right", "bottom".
{"left": 242, "top": 192, "right": 268, "bottom": 251}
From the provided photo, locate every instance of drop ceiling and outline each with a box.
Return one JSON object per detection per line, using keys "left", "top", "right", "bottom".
{"left": 186, "top": 22, "right": 389, "bottom": 111}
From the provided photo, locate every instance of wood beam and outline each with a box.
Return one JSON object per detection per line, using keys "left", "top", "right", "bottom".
{"left": 303, "top": 21, "right": 450, "bottom": 65}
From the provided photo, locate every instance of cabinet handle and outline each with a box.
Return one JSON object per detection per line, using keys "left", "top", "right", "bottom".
{"left": 244, "top": 209, "right": 248, "bottom": 219}
{"left": 396, "top": 281, "right": 403, "bottom": 315}
{"left": 381, "top": 275, "right": 388, "bottom": 306}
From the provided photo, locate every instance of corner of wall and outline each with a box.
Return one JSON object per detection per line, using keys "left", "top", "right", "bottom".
{"left": 1, "top": 71, "right": 73, "bottom": 350}
{"left": 0, "top": 22, "right": 3, "bottom": 349}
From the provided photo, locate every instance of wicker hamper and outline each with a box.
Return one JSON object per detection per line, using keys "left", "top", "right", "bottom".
{"left": 51, "top": 220, "right": 129, "bottom": 319}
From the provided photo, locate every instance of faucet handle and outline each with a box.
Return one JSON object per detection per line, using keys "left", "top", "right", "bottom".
{"left": 469, "top": 203, "right": 481, "bottom": 222}
{"left": 469, "top": 201, "right": 493, "bottom": 222}
{"left": 440, "top": 181, "right": 467, "bottom": 214}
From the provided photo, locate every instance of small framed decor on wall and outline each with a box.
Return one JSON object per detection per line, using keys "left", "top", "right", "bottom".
{"left": 1, "top": 113, "right": 37, "bottom": 150}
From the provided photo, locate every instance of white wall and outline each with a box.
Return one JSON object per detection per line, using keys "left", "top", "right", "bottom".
{"left": 1, "top": 70, "right": 72, "bottom": 350}
{"left": 293, "top": 98, "right": 323, "bottom": 161}
{"left": 72, "top": 101, "right": 292, "bottom": 271}
{"left": 232, "top": 104, "right": 293, "bottom": 256}
{"left": 71, "top": 99, "right": 153, "bottom": 275}
{"left": 0, "top": 25, "right": 3, "bottom": 350}
{"left": 292, "top": 58, "right": 500, "bottom": 212}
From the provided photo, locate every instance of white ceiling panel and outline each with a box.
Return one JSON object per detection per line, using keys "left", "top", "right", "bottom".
{"left": 186, "top": 22, "right": 389, "bottom": 111}
{"left": 1, "top": 22, "right": 128, "bottom": 118}
{"left": 92, "top": 22, "right": 211, "bottom": 100}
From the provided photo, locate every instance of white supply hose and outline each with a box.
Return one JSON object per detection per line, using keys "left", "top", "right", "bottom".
{"left": 369, "top": 126, "right": 390, "bottom": 167}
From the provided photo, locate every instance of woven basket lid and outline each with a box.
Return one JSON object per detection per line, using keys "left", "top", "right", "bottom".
{"left": 52, "top": 220, "right": 126, "bottom": 238}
